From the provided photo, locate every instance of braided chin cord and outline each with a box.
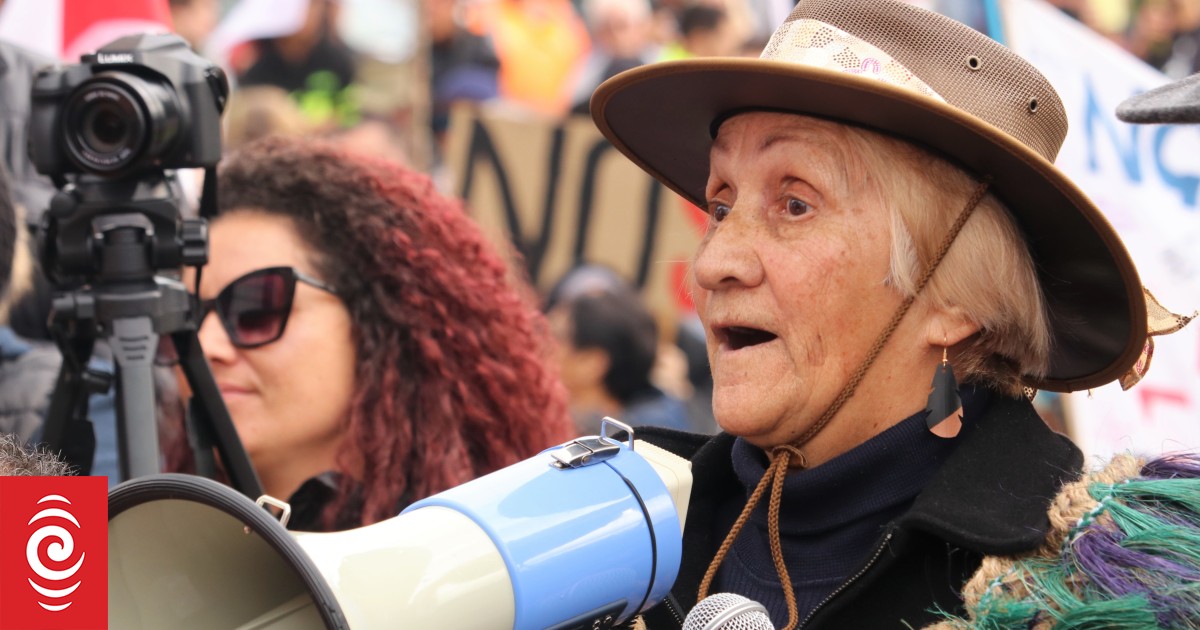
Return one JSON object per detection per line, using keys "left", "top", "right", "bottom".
{"left": 696, "top": 178, "right": 992, "bottom": 630}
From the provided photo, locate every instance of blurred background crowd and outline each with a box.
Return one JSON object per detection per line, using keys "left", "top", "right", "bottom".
{"left": 181, "top": 0, "right": 1200, "bottom": 165}
{"left": 0, "top": 0, "right": 1196, "bottom": 480}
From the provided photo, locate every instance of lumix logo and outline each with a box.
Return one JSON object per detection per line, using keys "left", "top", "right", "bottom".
{"left": 96, "top": 52, "right": 134, "bottom": 64}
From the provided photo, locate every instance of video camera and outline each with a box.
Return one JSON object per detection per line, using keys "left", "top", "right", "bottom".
{"left": 29, "top": 32, "right": 227, "bottom": 179}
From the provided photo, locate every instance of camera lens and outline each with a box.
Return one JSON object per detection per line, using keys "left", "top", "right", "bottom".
{"left": 81, "top": 101, "right": 132, "bottom": 153}
{"left": 63, "top": 72, "right": 181, "bottom": 176}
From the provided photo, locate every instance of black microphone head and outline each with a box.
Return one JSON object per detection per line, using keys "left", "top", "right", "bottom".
{"left": 682, "top": 593, "right": 775, "bottom": 630}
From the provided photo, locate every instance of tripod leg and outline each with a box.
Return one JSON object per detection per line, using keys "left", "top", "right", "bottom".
{"left": 41, "top": 356, "right": 97, "bottom": 475}
{"left": 42, "top": 333, "right": 97, "bottom": 475}
{"left": 185, "top": 393, "right": 219, "bottom": 479}
{"left": 173, "top": 328, "right": 264, "bottom": 499}
{"left": 110, "top": 317, "right": 162, "bottom": 479}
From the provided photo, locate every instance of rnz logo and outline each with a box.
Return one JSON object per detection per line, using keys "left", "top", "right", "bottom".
{"left": 0, "top": 476, "right": 107, "bottom": 629}
{"left": 27, "top": 494, "right": 87, "bottom": 611}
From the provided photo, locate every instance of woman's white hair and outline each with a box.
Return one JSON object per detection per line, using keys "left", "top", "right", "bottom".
{"left": 839, "top": 123, "right": 1052, "bottom": 395}
{"left": 0, "top": 433, "right": 73, "bottom": 476}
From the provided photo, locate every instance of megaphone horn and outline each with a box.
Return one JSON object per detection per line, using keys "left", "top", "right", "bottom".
{"left": 109, "top": 421, "right": 692, "bottom": 630}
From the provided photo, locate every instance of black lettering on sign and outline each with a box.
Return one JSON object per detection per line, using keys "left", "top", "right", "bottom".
{"left": 459, "top": 118, "right": 566, "bottom": 283}
{"left": 454, "top": 111, "right": 676, "bottom": 294}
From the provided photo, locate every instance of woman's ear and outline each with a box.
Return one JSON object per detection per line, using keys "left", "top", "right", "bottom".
{"left": 923, "top": 303, "right": 980, "bottom": 348}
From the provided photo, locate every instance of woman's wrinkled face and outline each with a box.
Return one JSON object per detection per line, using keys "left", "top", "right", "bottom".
{"left": 192, "top": 211, "right": 356, "bottom": 497}
{"left": 694, "top": 112, "right": 905, "bottom": 449}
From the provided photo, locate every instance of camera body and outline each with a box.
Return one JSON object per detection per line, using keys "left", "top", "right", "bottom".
{"left": 29, "top": 32, "right": 228, "bottom": 179}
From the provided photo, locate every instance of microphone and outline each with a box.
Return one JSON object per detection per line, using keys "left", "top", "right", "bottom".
{"left": 684, "top": 593, "right": 775, "bottom": 630}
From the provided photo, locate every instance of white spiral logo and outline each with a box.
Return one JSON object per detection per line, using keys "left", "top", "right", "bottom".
{"left": 26, "top": 495, "right": 86, "bottom": 612}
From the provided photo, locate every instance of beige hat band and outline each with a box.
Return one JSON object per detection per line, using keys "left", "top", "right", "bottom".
{"left": 762, "top": 18, "right": 947, "bottom": 104}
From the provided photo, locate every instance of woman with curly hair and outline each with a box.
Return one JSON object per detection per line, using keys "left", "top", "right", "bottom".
{"left": 165, "top": 136, "right": 573, "bottom": 531}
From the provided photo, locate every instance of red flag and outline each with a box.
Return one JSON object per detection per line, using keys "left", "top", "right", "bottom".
{"left": 0, "top": 476, "right": 108, "bottom": 629}
{"left": 62, "top": 0, "right": 173, "bottom": 61}
{"left": 0, "top": 0, "right": 172, "bottom": 61}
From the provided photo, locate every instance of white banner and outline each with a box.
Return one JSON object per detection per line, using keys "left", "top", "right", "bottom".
{"left": 1004, "top": 0, "right": 1200, "bottom": 460}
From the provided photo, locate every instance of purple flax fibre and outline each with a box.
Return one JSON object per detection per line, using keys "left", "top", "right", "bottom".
{"left": 1069, "top": 503, "right": 1200, "bottom": 626}
{"left": 1141, "top": 454, "right": 1200, "bottom": 480}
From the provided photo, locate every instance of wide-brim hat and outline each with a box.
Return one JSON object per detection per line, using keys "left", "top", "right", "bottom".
{"left": 591, "top": 0, "right": 1146, "bottom": 392}
{"left": 1116, "top": 72, "right": 1200, "bottom": 124}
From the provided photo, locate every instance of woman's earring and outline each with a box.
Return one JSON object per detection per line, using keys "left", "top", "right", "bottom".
{"left": 926, "top": 346, "right": 963, "bottom": 438}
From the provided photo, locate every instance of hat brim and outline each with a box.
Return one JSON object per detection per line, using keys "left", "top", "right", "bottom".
{"left": 591, "top": 58, "right": 1145, "bottom": 392}
{"left": 1116, "top": 73, "right": 1200, "bottom": 124}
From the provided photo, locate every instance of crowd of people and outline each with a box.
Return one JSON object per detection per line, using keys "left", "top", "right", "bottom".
{"left": 174, "top": 0, "right": 1200, "bottom": 156}
{"left": 1, "top": 0, "right": 1199, "bottom": 627}
{"left": 0, "top": 0, "right": 1193, "bottom": 495}
{"left": 1051, "top": 0, "right": 1200, "bottom": 78}
{"left": 0, "top": 0, "right": 1192, "bottom": 184}
{"left": 0, "top": 0, "right": 1189, "bottom": 470}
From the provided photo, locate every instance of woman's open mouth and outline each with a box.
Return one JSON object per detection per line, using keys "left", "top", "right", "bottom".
{"left": 719, "top": 326, "right": 779, "bottom": 350}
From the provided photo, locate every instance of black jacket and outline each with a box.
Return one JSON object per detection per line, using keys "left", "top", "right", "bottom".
{"left": 0, "top": 326, "right": 60, "bottom": 443}
{"left": 638, "top": 393, "right": 1083, "bottom": 629}
{"left": 0, "top": 40, "right": 56, "bottom": 217}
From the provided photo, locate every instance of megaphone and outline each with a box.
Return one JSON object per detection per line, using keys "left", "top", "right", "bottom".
{"left": 109, "top": 421, "right": 692, "bottom": 629}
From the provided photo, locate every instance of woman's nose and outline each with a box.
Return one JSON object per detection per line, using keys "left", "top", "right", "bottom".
{"left": 692, "top": 207, "right": 765, "bottom": 291}
{"left": 196, "top": 310, "right": 236, "bottom": 363}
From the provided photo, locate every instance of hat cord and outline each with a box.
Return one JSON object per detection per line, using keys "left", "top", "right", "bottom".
{"left": 696, "top": 177, "right": 993, "bottom": 630}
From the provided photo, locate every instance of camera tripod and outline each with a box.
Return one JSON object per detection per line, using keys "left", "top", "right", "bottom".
{"left": 39, "top": 173, "right": 262, "bottom": 499}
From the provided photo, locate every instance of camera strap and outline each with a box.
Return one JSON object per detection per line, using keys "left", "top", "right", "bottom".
{"left": 199, "top": 165, "right": 218, "bottom": 221}
{"left": 191, "top": 165, "right": 219, "bottom": 297}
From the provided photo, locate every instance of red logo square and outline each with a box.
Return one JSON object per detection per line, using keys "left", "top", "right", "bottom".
{"left": 0, "top": 476, "right": 108, "bottom": 629}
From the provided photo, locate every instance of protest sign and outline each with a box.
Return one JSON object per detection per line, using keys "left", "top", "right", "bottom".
{"left": 1005, "top": 0, "right": 1200, "bottom": 458}
{"left": 444, "top": 106, "right": 706, "bottom": 323}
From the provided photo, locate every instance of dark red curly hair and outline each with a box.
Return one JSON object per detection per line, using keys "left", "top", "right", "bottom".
{"left": 166, "top": 137, "right": 572, "bottom": 528}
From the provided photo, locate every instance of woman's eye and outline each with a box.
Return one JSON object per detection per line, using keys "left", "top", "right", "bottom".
{"left": 786, "top": 198, "right": 811, "bottom": 217}
{"left": 711, "top": 202, "right": 731, "bottom": 222}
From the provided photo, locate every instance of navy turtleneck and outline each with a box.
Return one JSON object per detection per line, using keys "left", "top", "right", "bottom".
{"left": 713, "top": 386, "right": 991, "bottom": 626}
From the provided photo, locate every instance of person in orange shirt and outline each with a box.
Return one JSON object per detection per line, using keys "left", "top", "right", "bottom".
{"left": 486, "top": 0, "right": 591, "bottom": 117}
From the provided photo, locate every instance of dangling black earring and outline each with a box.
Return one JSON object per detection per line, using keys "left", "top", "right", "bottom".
{"left": 926, "top": 346, "right": 963, "bottom": 438}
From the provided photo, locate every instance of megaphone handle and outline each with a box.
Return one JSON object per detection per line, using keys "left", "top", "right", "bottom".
{"left": 257, "top": 494, "right": 293, "bottom": 529}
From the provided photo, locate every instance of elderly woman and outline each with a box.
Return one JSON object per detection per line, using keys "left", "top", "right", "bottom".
{"left": 591, "top": 1, "right": 1193, "bottom": 628}
{"left": 164, "top": 137, "right": 573, "bottom": 531}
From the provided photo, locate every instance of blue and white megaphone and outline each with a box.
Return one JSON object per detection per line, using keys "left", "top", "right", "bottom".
{"left": 108, "top": 419, "right": 692, "bottom": 629}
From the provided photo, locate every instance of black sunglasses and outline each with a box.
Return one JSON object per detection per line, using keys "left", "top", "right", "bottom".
{"left": 156, "top": 267, "right": 338, "bottom": 366}
{"left": 198, "top": 266, "right": 338, "bottom": 348}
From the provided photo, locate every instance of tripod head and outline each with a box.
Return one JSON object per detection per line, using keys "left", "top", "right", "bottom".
{"left": 40, "top": 175, "right": 207, "bottom": 290}
{"left": 30, "top": 33, "right": 261, "bottom": 498}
